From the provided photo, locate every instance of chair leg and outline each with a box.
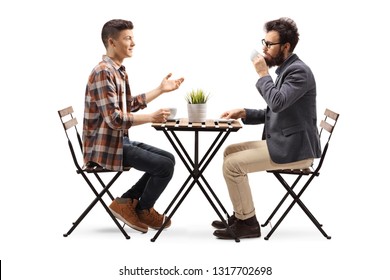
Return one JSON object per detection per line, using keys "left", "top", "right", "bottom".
{"left": 93, "top": 173, "right": 115, "bottom": 201}
{"left": 262, "top": 175, "right": 302, "bottom": 227}
{"left": 63, "top": 171, "right": 130, "bottom": 239}
{"left": 264, "top": 173, "right": 331, "bottom": 240}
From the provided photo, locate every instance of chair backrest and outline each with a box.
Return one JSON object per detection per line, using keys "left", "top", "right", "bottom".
{"left": 58, "top": 106, "right": 84, "bottom": 172}
{"left": 315, "top": 108, "right": 340, "bottom": 173}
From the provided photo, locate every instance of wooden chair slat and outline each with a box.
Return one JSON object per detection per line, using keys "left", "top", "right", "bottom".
{"left": 320, "top": 120, "right": 333, "bottom": 133}
{"left": 324, "top": 108, "right": 339, "bottom": 121}
{"left": 58, "top": 106, "right": 74, "bottom": 117}
{"left": 63, "top": 117, "right": 78, "bottom": 130}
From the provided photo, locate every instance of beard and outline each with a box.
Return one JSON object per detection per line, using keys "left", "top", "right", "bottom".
{"left": 264, "top": 49, "right": 286, "bottom": 68}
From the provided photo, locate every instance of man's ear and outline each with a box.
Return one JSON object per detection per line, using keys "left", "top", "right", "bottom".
{"left": 283, "top": 42, "right": 291, "bottom": 53}
{"left": 108, "top": 37, "right": 115, "bottom": 47}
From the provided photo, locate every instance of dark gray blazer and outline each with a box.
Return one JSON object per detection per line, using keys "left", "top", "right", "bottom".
{"left": 243, "top": 54, "right": 321, "bottom": 164}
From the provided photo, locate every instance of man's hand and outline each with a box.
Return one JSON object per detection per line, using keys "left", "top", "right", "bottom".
{"left": 159, "top": 73, "right": 185, "bottom": 93}
{"left": 145, "top": 73, "right": 185, "bottom": 104}
{"left": 252, "top": 55, "right": 269, "bottom": 78}
{"left": 220, "top": 108, "right": 246, "bottom": 120}
{"left": 151, "top": 108, "right": 171, "bottom": 123}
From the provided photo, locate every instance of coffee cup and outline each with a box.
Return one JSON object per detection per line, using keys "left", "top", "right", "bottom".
{"left": 168, "top": 107, "right": 177, "bottom": 119}
{"left": 250, "top": 49, "right": 260, "bottom": 61}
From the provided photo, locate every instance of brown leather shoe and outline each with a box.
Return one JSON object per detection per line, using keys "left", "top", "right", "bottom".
{"left": 109, "top": 198, "right": 148, "bottom": 233}
{"left": 137, "top": 207, "right": 171, "bottom": 230}
{"left": 211, "top": 213, "right": 237, "bottom": 229}
{"left": 213, "top": 216, "right": 261, "bottom": 239}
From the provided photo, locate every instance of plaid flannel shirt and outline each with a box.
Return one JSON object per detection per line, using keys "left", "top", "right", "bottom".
{"left": 83, "top": 55, "right": 147, "bottom": 171}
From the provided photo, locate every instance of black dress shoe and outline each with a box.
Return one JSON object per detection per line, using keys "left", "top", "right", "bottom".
{"left": 213, "top": 216, "right": 261, "bottom": 239}
{"left": 211, "top": 213, "right": 237, "bottom": 229}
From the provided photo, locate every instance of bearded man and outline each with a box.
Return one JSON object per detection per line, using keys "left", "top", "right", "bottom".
{"left": 212, "top": 17, "right": 321, "bottom": 239}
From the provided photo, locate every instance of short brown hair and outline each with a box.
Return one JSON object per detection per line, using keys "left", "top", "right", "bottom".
{"left": 101, "top": 19, "right": 134, "bottom": 49}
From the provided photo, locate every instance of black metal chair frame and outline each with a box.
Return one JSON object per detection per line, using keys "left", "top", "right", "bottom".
{"left": 262, "top": 108, "right": 339, "bottom": 240}
{"left": 58, "top": 106, "right": 131, "bottom": 239}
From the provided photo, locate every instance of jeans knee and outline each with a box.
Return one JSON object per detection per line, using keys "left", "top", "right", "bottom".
{"left": 157, "top": 157, "right": 175, "bottom": 178}
{"left": 168, "top": 153, "right": 176, "bottom": 166}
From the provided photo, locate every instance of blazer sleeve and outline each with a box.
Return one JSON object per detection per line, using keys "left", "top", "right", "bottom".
{"left": 256, "top": 64, "right": 312, "bottom": 113}
{"left": 242, "top": 108, "right": 266, "bottom": 125}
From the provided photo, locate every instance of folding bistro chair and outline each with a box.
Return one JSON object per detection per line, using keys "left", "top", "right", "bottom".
{"left": 58, "top": 106, "right": 131, "bottom": 239}
{"left": 262, "top": 108, "right": 339, "bottom": 240}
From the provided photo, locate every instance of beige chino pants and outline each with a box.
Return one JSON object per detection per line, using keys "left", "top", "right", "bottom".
{"left": 223, "top": 140, "right": 313, "bottom": 220}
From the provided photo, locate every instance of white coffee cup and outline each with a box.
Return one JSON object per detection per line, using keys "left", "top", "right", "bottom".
{"left": 250, "top": 49, "right": 260, "bottom": 61}
{"left": 168, "top": 107, "right": 177, "bottom": 119}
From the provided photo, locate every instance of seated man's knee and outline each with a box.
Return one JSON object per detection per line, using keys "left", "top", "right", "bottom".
{"left": 223, "top": 157, "right": 241, "bottom": 176}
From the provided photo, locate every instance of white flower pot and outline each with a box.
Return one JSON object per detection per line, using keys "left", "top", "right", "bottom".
{"left": 187, "top": 103, "right": 207, "bottom": 123}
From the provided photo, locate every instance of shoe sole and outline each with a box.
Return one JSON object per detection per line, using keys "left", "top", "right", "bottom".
{"left": 213, "top": 231, "right": 261, "bottom": 239}
{"left": 109, "top": 208, "right": 148, "bottom": 233}
{"left": 148, "top": 216, "right": 172, "bottom": 230}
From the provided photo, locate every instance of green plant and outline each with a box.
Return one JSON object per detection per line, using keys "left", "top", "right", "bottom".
{"left": 185, "top": 89, "right": 210, "bottom": 104}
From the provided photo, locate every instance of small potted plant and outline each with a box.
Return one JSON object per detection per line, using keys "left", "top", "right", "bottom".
{"left": 185, "top": 89, "right": 210, "bottom": 122}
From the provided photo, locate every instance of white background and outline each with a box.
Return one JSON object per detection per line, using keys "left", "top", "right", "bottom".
{"left": 1, "top": 0, "right": 389, "bottom": 279}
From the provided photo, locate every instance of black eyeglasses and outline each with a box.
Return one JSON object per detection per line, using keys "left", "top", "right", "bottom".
{"left": 262, "top": 39, "right": 283, "bottom": 48}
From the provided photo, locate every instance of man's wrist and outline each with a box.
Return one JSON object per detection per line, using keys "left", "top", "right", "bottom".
{"left": 241, "top": 109, "right": 247, "bottom": 119}
{"left": 257, "top": 70, "right": 269, "bottom": 78}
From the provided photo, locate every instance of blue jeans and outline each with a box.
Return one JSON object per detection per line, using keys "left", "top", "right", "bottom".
{"left": 121, "top": 137, "right": 175, "bottom": 210}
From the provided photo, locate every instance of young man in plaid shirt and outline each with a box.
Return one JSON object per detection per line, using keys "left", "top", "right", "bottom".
{"left": 83, "top": 19, "right": 184, "bottom": 233}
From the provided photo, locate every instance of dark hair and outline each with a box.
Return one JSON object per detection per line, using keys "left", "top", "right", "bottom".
{"left": 101, "top": 19, "right": 134, "bottom": 48}
{"left": 264, "top": 17, "right": 299, "bottom": 52}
